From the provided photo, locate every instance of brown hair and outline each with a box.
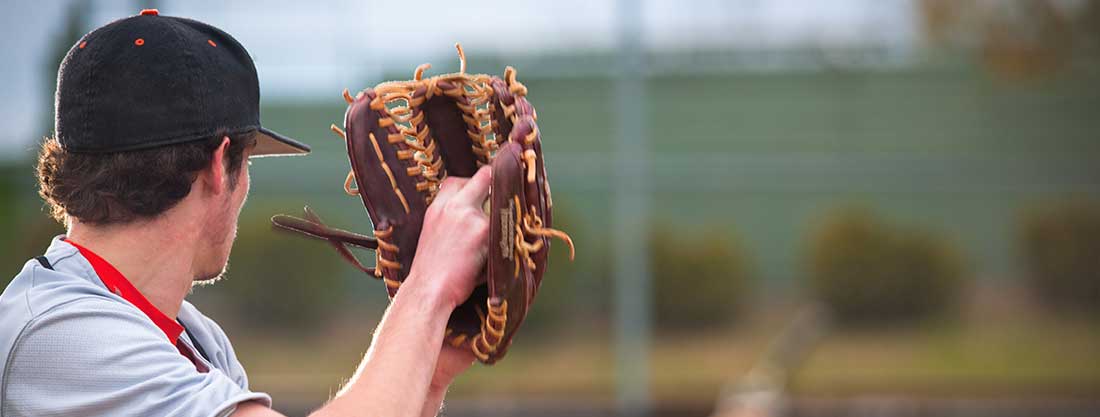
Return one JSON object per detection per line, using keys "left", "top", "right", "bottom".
{"left": 36, "top": 130, "right": 256, "bottom": 225}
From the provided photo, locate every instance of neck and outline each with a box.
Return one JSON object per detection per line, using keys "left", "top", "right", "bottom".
{"left": 67, "top": 210, "right": 203, "bottom": 319}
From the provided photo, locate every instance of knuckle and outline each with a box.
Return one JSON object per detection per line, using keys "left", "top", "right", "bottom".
{"left": 470, "top": 215, "right": 489, "bottom": 236}
{"left": 465, "top": 206, "right": 488, "bottom": 223}
{"left": 428, "top": 199, "right": 445, "bottom": 213}
{"left": 443, "top": 177, "right": 467, "bottom": 189}
{"left": 425, "top": 203, "right": 442, "bottom": 219}
{"left": 463, "top": 205, "right": 480, "bottom": 218}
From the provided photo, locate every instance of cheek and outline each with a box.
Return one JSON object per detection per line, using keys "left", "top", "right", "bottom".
{"left": 244, "top": 162, "right": 252, "bottom": 193}
{"left": 235, "top": 165, "right": 251, "bottom": 207}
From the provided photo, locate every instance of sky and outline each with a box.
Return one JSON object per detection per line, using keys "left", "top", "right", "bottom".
{"left": 0, "top": 0, "right": 918, "bottom": 157}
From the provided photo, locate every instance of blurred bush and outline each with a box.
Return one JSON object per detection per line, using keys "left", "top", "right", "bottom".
{"left": 516, "top": 232, "right": 581, "bottom": 336}
{"left": 0, "top": 165, "right": 20, "bottom": 285}
{"left": 0, "top": 164, "right": 65, "bottom": 286}
{"left": 1019, "top": 199, "right": 1100, "bottom": 316}
{"left": 206, "top": 210, "right": 350, "bottom": 331}
{"left": 516, "top": 208, "right": 755, "bottom": 334}
{"left": 515, "top": 202, "right": 594, "bottom": 336}
{"left": 807, "top": 207, "right": 966, "bottom": 326}
{"left": 651, "top": 226, "right": 752, "bottom": 330}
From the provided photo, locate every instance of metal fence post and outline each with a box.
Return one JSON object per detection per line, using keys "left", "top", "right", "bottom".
{"left": 614, "top": 0, "right": 652, "bottom": 415}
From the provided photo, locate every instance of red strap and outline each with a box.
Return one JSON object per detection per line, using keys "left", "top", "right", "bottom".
{"left": 65, "top": 239, "right": 185, "bottom": 342}
{"left": 63, "top": 239, "right": 207, "bottom": 372}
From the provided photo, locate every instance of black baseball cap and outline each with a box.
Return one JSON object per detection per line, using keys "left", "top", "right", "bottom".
{"left": 55, "top": 9, "right": 309, "bottom": 157}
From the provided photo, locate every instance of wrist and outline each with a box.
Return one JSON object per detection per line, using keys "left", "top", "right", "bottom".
{"left": 400, "top": 270, "right": 460, "bottom": 314}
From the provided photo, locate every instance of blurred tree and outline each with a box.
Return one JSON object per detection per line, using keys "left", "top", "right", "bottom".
{"left": 4, "top": 0, "right": 88, "bottom": 288}
{"left": 807, "top": 207, "right": 966, "bottom": 326}
{"left": 41, "top": 1, "right": 88, "bottom": 134}
{"left": 980, "top": 0, "right": 1072, "bottom": 80}
{"left": 651, "top": 225, "right": 752, "bottom": 331}
{"left": 919, "top": 0, "right": 963, "bottom": 46}
{"left": 1019, "top": 199, "right": 1100, "bottom": 317}
{"left": 918, "top": 0, "right": 1100, "bottom": 80}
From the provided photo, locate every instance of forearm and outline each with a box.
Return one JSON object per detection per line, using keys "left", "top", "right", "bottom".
{"left": 310, "top": 275, "right": 451, "bottom": 417}
{"left": 307, "top": 170, "right": 490, "bottom": 417}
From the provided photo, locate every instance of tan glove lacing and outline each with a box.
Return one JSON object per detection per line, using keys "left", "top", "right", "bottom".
{"left": 472, "top": 299, "right": 508, "bottom": 361}
{"left": 359, "top": 44, "right": 497, "bottom": 206}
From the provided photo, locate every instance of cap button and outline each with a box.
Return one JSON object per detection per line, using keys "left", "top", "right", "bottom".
{"left": 140, "top": 9, "right": 159, "bottom": 16}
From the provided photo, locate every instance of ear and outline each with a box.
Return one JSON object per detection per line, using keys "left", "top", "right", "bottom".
{"left": 199, "top": 136, "right": 232, "bottom": 196}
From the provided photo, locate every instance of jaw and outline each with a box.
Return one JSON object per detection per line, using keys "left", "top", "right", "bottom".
{"left": 190, "top": 193, "right": 241, "bottom": 283}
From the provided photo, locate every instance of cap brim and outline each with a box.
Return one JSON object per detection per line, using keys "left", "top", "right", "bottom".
{"left": 251, "top": 127, "right": 311, "bottom": 158}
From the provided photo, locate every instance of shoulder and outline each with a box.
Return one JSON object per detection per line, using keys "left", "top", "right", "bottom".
{"left": 0, "top": 255, "right": 126, "bottom": 388}
{"left": 2, "top": 298, "right": 270, "bottom": 417}
{"left": 0, "top": 238, "right": 111, "bottom": 324}
{"left": 0, "top": 251, "right": 99, "bottom": 318}
{"left": 0, "top": 252, "right": 130, "bottom": 369}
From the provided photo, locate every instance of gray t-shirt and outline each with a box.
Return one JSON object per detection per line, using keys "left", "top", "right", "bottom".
{"left": 0, "top": 237, "right": 271, "bottom": 417}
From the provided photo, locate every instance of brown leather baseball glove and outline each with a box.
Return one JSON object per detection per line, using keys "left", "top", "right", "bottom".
{"left": 272, "top": 44, "right": 573, "bottom": 364}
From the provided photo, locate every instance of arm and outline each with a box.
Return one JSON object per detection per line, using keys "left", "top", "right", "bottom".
{"left": 235, "top": 167, "right": 491, "bottom": 417}
{"left": 315, "top": 275, "right": 456, "bottom": 417}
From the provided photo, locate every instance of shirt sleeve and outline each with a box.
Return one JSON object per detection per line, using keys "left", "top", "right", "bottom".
{"left": 2, "top": 298, "right": 271, "bottom": 417}
{"left": 179, "top": 303, "right": 254, "bottom": 391}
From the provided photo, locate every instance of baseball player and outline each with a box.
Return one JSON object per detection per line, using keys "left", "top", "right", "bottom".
{"left": 0, "top": 10, "right": 487, "bottom": 417}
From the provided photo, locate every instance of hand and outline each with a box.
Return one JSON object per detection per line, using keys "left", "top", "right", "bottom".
{"left": 405, "top": 166, "right": 492, "bottom": 310}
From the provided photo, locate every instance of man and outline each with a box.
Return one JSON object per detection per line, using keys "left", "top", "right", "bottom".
{"left": 0, "top": 9, "right": 487, "bottom": 417}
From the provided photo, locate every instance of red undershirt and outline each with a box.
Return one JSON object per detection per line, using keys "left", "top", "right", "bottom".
{"left": 65, "top": 238, "right": 208, "bottom": 372}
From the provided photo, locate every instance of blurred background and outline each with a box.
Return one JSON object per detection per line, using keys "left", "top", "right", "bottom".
{"left": 2, "top": 0, "right": 1099, "bottom": 416}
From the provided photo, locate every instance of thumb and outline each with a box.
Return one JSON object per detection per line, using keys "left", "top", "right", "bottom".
{"left": 453, "top": 165, "right": 492, "bottom": 207}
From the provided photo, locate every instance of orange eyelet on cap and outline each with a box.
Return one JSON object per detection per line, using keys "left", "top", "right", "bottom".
{"left": 140, "top": 9, "right": 159, "bottom": 16}
{"left": 79, "top": 41, "right": 87, "bottom": 49}
{"left": 135, "top": 38, "right": 145, "bottom": 46}
{"left": 207, "top": 39, "right": 217, "bottom": 47}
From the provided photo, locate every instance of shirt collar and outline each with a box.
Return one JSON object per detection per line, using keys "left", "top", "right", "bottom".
{"left": 63, "top": 238, "right": 184, "bottom": 343}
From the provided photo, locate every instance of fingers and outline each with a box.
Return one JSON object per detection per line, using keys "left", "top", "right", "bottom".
{"left": 452, "top": 166, "right": 492, "bottom": 207}
{"left": 432, "top": 175, "right": 469, "bottom": 207}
